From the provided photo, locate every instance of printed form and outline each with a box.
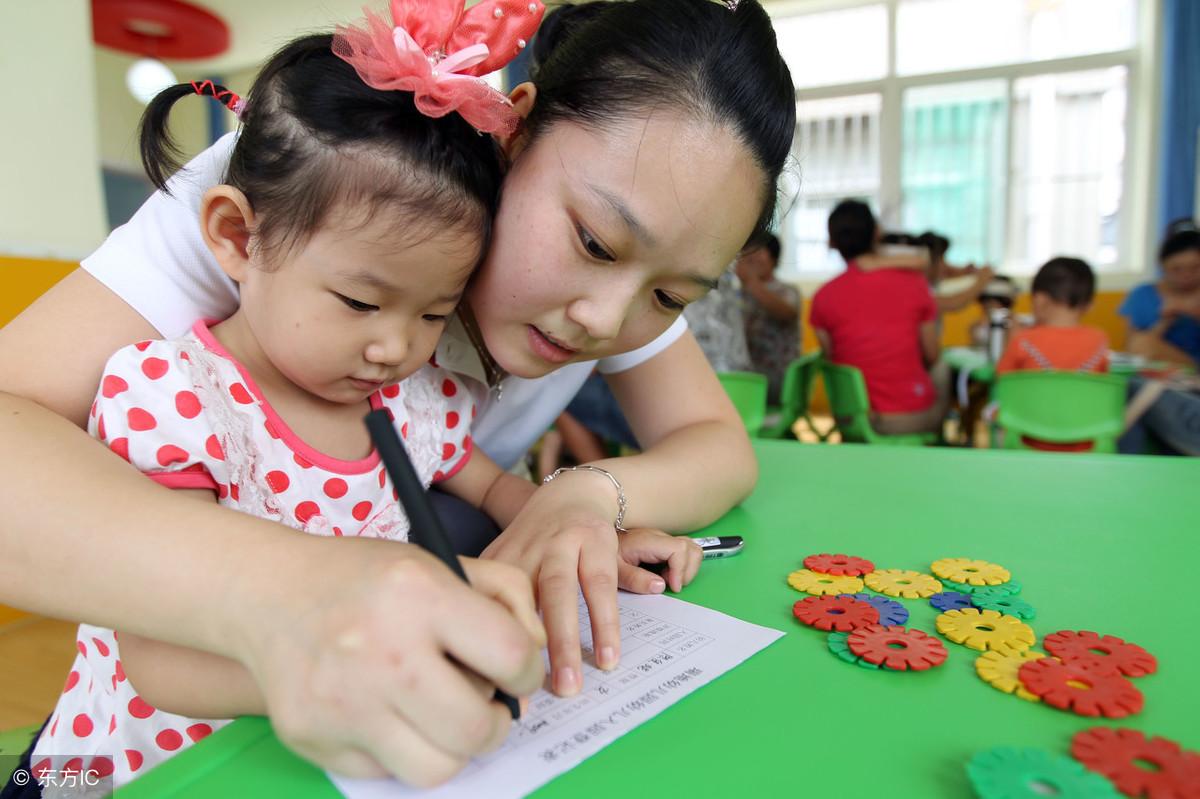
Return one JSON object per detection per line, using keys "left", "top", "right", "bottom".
{"left": 331, "top": 593, "right": 782, "bottom": 799}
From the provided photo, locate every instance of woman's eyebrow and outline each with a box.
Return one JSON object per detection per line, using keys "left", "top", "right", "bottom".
{"left": 587, "top": 183, "right": 658, "bottom": 248}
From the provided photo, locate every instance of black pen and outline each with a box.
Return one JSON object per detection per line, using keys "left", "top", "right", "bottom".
{"left": 364, "top": 409, "right": 521, "bottom": 720}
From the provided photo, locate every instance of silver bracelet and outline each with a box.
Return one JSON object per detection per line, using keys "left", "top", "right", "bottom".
{"left": 542, "top": 465, "right": 629, "bottom": 532}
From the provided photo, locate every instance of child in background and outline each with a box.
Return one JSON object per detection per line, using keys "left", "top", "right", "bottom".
{"left": 996, "top": 257, "right": 1109, "bottom": 375}
{"left": 736, "top": 231, "right": 800, "bottom": 404}
{"left": 995, "top": 257, "right": 1109, "bottom": 453}
{"left": 26, "top": 10, "right": 697, "bottom": 790}
{"left": 969, "top": 276, "right": 1022, "bottom": 348}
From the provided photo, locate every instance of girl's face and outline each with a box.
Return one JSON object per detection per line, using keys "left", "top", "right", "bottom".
{"left": 233, "top": 205, "right": 479, "bottom": 404}
{"left": 1162, "top": 249, "right": 1200, "bottom": 294}
{"left": 468, "top": 108, "right": 765, "bottom": 378}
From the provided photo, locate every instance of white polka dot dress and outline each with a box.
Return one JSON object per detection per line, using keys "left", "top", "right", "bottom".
{"left": 32, "top": 320, "right": 477, "bottom": 789}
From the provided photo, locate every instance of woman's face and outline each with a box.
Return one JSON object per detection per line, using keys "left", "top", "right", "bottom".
{"left": 1162, "top": 248, "right": 1200, "bottom": 294}
{"left": 467, "top": 107, "right": 765, "bottom": 378}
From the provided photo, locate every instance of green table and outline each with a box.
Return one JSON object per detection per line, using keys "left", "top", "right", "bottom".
{"left": 119, "top": 442, "right": 1200, "bottom": 797}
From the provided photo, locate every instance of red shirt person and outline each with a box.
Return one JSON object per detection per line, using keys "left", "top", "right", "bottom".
{"left": 811, "top": 200, "right": 948, "bottom": 435}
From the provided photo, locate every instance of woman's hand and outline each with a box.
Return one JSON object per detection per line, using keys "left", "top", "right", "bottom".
{"left": 616, "top": 528, "right": 703, "bottom": 595}
{"left": 234, "top": 538, "right": 546, "bottom": 788}
{"left": 482, "top": 471, "right": 625, "bottom": 698}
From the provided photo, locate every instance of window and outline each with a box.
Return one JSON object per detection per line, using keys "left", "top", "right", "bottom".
{"left": 769, "top": 0, "right": 1146, "bottom": 278}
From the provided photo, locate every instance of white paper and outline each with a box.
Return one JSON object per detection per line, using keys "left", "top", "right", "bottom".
{"left": 330, "top": 593, "right": 782, "bottom": 799}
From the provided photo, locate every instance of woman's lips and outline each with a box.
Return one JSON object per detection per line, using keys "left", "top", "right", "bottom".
{"left": 526, "top": 325, "right": 578, "bottom": 364}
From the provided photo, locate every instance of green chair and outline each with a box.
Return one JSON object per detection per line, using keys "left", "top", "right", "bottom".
{"left": 0, "top": 723, "right": 40, "bottom": 782}
{"left": 991, "top": 371, "right": 1128, "bottom": 453}
{"left": 820, "top": 361, "right": 937, "bottom": 446}
{"left": 716, "top": 371, "right": 768, "bottom": 435}
{"left": 760, "top": 352, "right": 826, "bottom": 440}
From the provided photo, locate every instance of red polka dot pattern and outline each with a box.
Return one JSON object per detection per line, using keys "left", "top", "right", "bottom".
{"left": 156, "top": 445, "right": 190, "bottom": 467}
{"left": 128, "top": 696, "right": 155, "bottom": 719}
{"left": 127, "top": 408, "right": 156, "bottom": 431}
{"left": 72, "top": 713, "right": 93, "bottom": 737}
{"left": 266, "top": 471, "right": 290, "bottom": 493}
{"left": 101, "top": 375, "right": 128, "bottom": 398}
{"left": 156, "top": 729, "right": 183, "bottom": 751}
{"left": 142, "top": 358, "right": 169, "bottom": 380}
{"left": 295, "top": 501, "right": 320, "bottom": 524}
{"left": 176, "top": 391, "right": 202, "bottom": 419}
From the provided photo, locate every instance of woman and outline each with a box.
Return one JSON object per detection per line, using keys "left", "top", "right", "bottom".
{"left": 0, "top": 0, "right": 794, "bottom": 787}
{"left": 1120, "top": 218, "right": 1200, "bottom": 368}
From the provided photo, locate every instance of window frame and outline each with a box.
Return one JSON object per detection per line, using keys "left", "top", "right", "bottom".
{"left": 767, "top": 0, "right": 1161, "bottom": 286}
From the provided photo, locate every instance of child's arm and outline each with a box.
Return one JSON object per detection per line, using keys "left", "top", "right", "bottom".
{"left": 117, "top": 488, "right": 267, "bottom": 718}
{"left": 856, "top": 252, "right": 929, "bottom": 272}
{"left": 439, "top": 452, "right": 535, "bottom": 530}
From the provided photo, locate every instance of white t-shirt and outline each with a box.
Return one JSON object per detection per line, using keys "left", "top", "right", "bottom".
{"left": 83, "top": 134, "right": 688, "bottom": 469}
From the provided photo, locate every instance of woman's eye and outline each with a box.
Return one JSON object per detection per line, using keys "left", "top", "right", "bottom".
{"left": 654, "top": 290, "right": 686, "bottom": 311}
{"left": 337, "top": 294, "right": 377, "bottom": 313}
{"left": 422, "top": 314, "right": 449, "bottom": 323}
{"left": 576, "top": 224, "right": 614, "bottom": 261}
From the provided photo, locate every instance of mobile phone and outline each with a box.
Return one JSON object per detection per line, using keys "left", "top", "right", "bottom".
{"left": 691, "top": 535, "right": 744, "bottom": 559}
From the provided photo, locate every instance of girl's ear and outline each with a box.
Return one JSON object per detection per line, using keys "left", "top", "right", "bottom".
{"left": 200, "top": 186, "right": 256, "bottom": 283}
{"left": 496, "top": 82, "right": 538, "bottom": 161}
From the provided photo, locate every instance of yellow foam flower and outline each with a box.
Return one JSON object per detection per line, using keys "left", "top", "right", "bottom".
{"left": 786, "top": 569, "right": 863, "bottom": 596}
{"left": 937, "top": 608, "right": 1035, "bottom": 654}
{"left": 931, "top": 557, "right": 1011, "bottom": 586}
{"left": 975, "top": 649, "right": 1046, "bottom": 702}
{"left": 863, "top": 569, "right": 942, "bottom": 599}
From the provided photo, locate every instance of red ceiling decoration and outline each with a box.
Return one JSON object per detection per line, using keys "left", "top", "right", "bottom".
{"left": 92, "top": 0, "right": 230, "bottom": 60}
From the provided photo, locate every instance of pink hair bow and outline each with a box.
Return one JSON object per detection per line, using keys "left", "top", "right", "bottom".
{"left": 333, "top": 0, "right": 545, "bottom": 135}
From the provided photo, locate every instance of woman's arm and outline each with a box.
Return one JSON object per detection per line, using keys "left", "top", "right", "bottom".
{"left": 0, "top": 271, "right": 545, "bottom": 785}
{"left": 1125, "top": 312, "right": 1198, "bottom": 367}
{"left": 483, "top": 332, "right": 755, "bottom": 696}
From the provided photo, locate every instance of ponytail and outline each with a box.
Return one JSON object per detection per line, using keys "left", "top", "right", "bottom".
{"left": 139, "top": 81, "right": 243, "bottom": 193}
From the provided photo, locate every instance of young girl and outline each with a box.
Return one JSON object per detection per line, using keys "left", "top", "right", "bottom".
{"left": 0, "top": 0, "right": 794, "bottom": 785}
{"left": 22, "top": 4, "right": 697, "bottom": 791}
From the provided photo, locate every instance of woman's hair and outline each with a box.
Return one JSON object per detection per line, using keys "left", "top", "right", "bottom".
{"left": 827, "top": 199, "right": 876, "bottom": 262}
{"left": 528, "top": 0, "right": 796, "bottom": 237}
{"left": 1160, "top": 218, "right": 1200, "bottom": 263}
{"left": 140, "top": 34, "right": 504, "bottom": 265}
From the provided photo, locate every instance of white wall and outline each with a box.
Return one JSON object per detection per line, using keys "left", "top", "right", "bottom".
{"left": 94, "top": 49, "right": 210, "bottom": 176}
{"left": 0, "top": 1, "right": 107, "bottom": 260}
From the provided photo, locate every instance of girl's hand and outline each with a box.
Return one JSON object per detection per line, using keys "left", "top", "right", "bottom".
{"left": 481, "top": 472, "right": 626, "bottom": 698}
{"left": 616, "top": 529, "right": 703, "bottom": 595}
{"left": 234, "top": 538, "right": 545, "bottom": 788}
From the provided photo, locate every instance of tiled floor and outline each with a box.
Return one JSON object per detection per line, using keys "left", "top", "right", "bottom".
{"left": 0, "top": 615, "right": 76, "bottom": 730}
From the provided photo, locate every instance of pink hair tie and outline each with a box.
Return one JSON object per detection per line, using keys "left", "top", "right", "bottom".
{"left": 333, "top": 0, "right": 545, "bottom": 135}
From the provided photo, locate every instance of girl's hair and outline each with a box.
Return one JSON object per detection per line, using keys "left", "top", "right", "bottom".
{"left": 140, "top": 34, "right": 504, "bottom": 265}
{"left": 528, "top": 0, "right": 796, "bottom": 237}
